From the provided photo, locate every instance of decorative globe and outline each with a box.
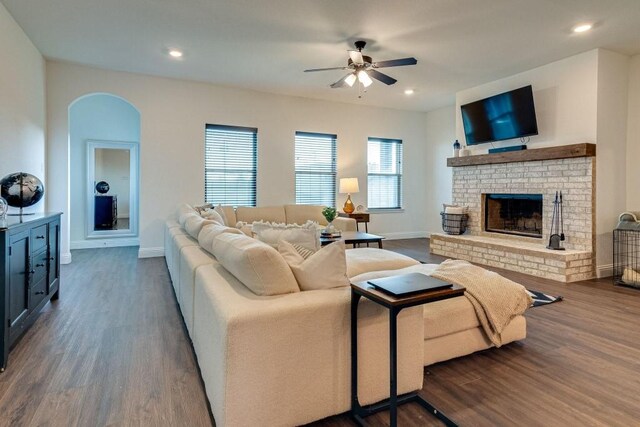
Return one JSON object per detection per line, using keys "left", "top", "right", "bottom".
{"left": 95, "top": 181, "right": 110, "bottom": 194}
{"left": 0, "top": 196, "right": 7, "bottom": 219}
{"left": 0, "top": 173, "right": 44, "bottom": 208}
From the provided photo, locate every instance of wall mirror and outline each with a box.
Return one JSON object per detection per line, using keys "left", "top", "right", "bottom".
{"left": 86, "top": 140, "right": 139, "bottom": 239}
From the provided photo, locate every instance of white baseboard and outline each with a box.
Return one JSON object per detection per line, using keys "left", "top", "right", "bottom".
{"left": 381, "top": 231, "right": 430, "bottom": 240}
{"left": 70, "top": 238, "right": 140, "bottom": 249}
{"left": 597, "top": 264, "right": 613, "bottom": 278}
{"left": 138, "top": 247, "right": 165, "bottom": 258}
{"left": 61, "top": 252, "right": 72, "bottom": 264}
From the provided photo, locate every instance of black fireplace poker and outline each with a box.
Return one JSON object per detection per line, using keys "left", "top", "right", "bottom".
{"left": 547, "top": 191, "right": 566, "bottom": 250}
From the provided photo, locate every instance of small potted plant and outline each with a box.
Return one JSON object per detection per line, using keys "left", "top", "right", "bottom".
{"left": 321, "top": 206, "right": 339, "bottom": 235}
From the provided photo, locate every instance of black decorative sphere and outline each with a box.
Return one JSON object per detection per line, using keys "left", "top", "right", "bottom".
{"left": 95, "top": 181, "right": 110, "bottom": 194}
{"left": 0, "top": 172, "right": 44, "bottom": 208}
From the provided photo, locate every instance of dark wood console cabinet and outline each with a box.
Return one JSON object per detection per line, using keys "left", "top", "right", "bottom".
{"left": 0, "top": 212, "right": 61, "bottom": 371}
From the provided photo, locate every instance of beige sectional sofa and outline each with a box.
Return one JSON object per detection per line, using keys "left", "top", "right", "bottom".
{"left": 164, "top": 204, "right": 527, "bottom": 426}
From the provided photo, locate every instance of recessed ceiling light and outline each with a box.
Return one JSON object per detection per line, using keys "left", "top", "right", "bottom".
{"left": 168, "top": 49, "right": 183, "bottom": 58}
{"left": 404, "top": 89, "right": 415, "bottom": 95}
{"left": 572, "top": 23, "right": 593, "bottom": 33}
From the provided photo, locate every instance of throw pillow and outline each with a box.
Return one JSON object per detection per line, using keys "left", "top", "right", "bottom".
{"left": 176, "top": 203, "right": 196, "bottom": 222}
{"left": 184, "top": 215, "right": 219, "bottom": 239}
{"left": 291, "top": 243, "right": 315, "bottom": 260}
{"left": 442, "top": 203, "right": 468, "bottom": 214}
{"left": 252, "top": 220, "right": 319, "bottom": 251}
{"left": 278, "top": 240, "right": 349, "bottom": 291}
{"left": 179, "top": 211, "right": 200, "bottom": 228}
{"left": 201, "top": 208, "right": 225, "bottom": 224}
{"left": 198, "top": 223, "right": 243, "bottom": 255}
{"left": 212, "top": 233, "right": 299, "bottom": 296}
{"left": 214, "top": 204, "right": 228, "bottom": 226}
{"left": 193, "top": 203, "right": 213, "bottom": 215}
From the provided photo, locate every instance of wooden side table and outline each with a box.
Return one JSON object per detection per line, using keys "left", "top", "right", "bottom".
{"left": 350, "top": 280, "right": 465, "bottom": 427}
{"left": 339, "top": 212, "right": 370, "bottom": 233}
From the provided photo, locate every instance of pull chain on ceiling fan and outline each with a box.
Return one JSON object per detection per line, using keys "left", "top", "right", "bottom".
{"left": 304, "top": 40, "right": 417, "bottom": 91}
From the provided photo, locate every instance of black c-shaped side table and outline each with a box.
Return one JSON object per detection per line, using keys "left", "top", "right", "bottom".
{"left": 350, "top": 280, "right": 465, "bottom": 427}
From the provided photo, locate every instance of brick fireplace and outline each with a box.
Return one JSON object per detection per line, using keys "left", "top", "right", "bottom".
{"left": 484, "top": 193, "right": 543, "bottom": 238}
{"left": 430, "top": 144, "right": 596, "bottom": 283}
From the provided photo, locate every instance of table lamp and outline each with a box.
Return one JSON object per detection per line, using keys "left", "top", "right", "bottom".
{"left": 339, "top": 178, "right": 359, "bottom": 214}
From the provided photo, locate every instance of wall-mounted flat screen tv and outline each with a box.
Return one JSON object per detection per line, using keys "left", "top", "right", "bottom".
{"left": 461, "top": 85, "right": 538, "bottom": 145}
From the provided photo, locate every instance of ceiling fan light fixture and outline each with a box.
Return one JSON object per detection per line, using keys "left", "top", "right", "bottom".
{"left": 345, "top": 73, "right": 357, "bottom": 87}
{"left": 358, "top": 70, "right": 373, "bottom": 88}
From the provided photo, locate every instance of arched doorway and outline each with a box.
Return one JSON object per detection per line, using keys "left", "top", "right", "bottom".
{"left": 68, "top": 93, "right": 140, "bottom": 249}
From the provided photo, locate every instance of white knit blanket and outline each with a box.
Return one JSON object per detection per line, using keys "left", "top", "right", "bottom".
{"left": 431, "top": 259, "right": 532, "bottom": 347}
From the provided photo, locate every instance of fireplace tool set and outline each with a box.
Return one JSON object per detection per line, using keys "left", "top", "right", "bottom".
{"left": 547, "top": 191, "right": 565, "bottom": 250}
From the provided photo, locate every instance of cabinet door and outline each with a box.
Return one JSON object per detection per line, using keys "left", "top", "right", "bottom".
{"left": 48, "top": 219, "right": 60, "bottom": 293}
{"left": 8, "top": 233, "right": 30, "bottom": 330}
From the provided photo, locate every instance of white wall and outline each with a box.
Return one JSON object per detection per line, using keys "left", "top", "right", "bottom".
{"left": 456, "top": 50, "right": 599, "bottom": 153}
{"left": 454, "top": 49, "right": 630, "bottom": 274}
{"left": 68, "top": 94, "right": 139, "bottom": 245}
{"left": 0, "top": 3, "right": 46, "bottom": 213}
{"left": 424, "top": 105, "right": 455, "bottom": 235}
{"left": 627, "top": 55, "right": 640, "bottom": 211}
{"left": 46, "top": 61, "right": 430, "bottom": 260}
{"left": 595, "top": 50, "right": 629, "bottom": 273}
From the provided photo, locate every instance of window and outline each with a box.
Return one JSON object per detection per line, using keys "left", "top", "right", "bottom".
{"left": 205, "top": 124, "right": 257, "bottom": 207}
{"left": 367, "top": 137, "right": 403, "bottom": 209}
{"left": 295, "top": 132, "right": 337, "bottom": 206}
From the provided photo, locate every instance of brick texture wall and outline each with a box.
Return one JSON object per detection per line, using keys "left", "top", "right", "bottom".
{"left": 452, "top": 157, "right": 595, "bottom": 252}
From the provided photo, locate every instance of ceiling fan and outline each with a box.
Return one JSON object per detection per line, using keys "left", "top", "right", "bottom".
{"left": 304, "top": 40, "right": 417, "bottom": 89}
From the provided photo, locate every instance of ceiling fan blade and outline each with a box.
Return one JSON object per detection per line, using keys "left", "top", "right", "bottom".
{"left": 330, "top": 73, "right": 353, "bottom": 88}
{"left": 373, "top": 57, "right": 418, "bottom": 68}
{"left": 348, "top": 50, "right": 364, "bottom": 65}
{"left": 304, "top": 66, "right": 349, "bottom": 72}
{"left": 367, "top": 69, "right": 397, "bottom": 85}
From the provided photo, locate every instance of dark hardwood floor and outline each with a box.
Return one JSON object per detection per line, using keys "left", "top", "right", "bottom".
{"left": 0, "top": 240, "right": 639, "bottom": 426}
{"left": 0, "top": 247, "right": 211, "bottom": 427}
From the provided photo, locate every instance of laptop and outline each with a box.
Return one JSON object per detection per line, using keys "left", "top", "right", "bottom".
{"left": 367, "top": 273, "right": 453, "bottom": 297}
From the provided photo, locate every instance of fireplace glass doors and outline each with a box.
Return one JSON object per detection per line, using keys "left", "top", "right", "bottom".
{"left": 484, "top": 193, "right": 543, "bottom": 238}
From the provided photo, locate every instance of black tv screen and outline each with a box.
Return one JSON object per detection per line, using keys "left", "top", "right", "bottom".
{"left": 461, "top": 85, "right": 538, "bottom": 145}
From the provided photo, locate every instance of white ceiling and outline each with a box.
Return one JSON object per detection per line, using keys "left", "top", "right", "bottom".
{"left": 3, "top": 0, "right": 640, "bottom": 112}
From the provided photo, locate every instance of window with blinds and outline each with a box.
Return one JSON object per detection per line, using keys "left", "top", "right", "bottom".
{"left": 295, "top": 132, "right": 337, "bottom": 206}
{"left": 204, "top": 124, "right": 257, "bottom": 207}
{"left": 367, "top": 137, "right": 403, "bottom": 209}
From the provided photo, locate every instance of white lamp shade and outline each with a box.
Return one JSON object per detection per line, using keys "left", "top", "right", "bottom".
{"left": 345, "top": 73, "right": 357, "bottom": 87}
{"left": 339, "top": 177, "right": 360, "bottom": 194}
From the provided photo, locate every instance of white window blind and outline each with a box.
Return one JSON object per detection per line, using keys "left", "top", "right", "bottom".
{"left": 367, "top": 137, "right": 403, "bottom": 209}
{"left": 295, "top": 132, "right": 337, "bottom": 206}
{"left": 205, "top": 124, "right": 257, "bottom": 207}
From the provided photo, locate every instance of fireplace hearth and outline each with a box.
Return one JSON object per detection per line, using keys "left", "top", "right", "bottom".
{"left": 484, "top": 193, "right": 543, "bottom": 238}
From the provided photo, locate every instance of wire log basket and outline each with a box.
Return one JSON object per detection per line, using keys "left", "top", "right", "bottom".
{"left": 441, "top": 212, "right": 468, "bottom": 235}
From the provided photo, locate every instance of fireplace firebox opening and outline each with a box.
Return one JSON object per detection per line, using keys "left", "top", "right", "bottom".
{"left": 484, "top": 193, "right": 543, "bottom": 238}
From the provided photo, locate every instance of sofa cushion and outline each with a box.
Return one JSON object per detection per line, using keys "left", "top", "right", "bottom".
{"left": 176, "top": 203, "right": 196, "bottom": 221}
{"left": 278, "top": 241, "right": 349, "bottom": 291}
{"left": 198, "top": 223, "right": 243, "bottom": 255}
{"left": 211, "top": 233, "right": 299, "bottom": 296}
{"left": 185, "top": 215, "right": 220, "bottom": 239}
{"left": 252, "top": 220, "right": 319, "bottom": 251}
{"left": 178, "top": 208, "right": 200, "bottom": 228}
{"left": 236, "top": 205, "right": 286, "bottom": 224}
{"left": 345, "top": 248, "right": 420, "bottom": 278}
{"left": 284, "top": 204, "right": 328, "bottom": 226}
